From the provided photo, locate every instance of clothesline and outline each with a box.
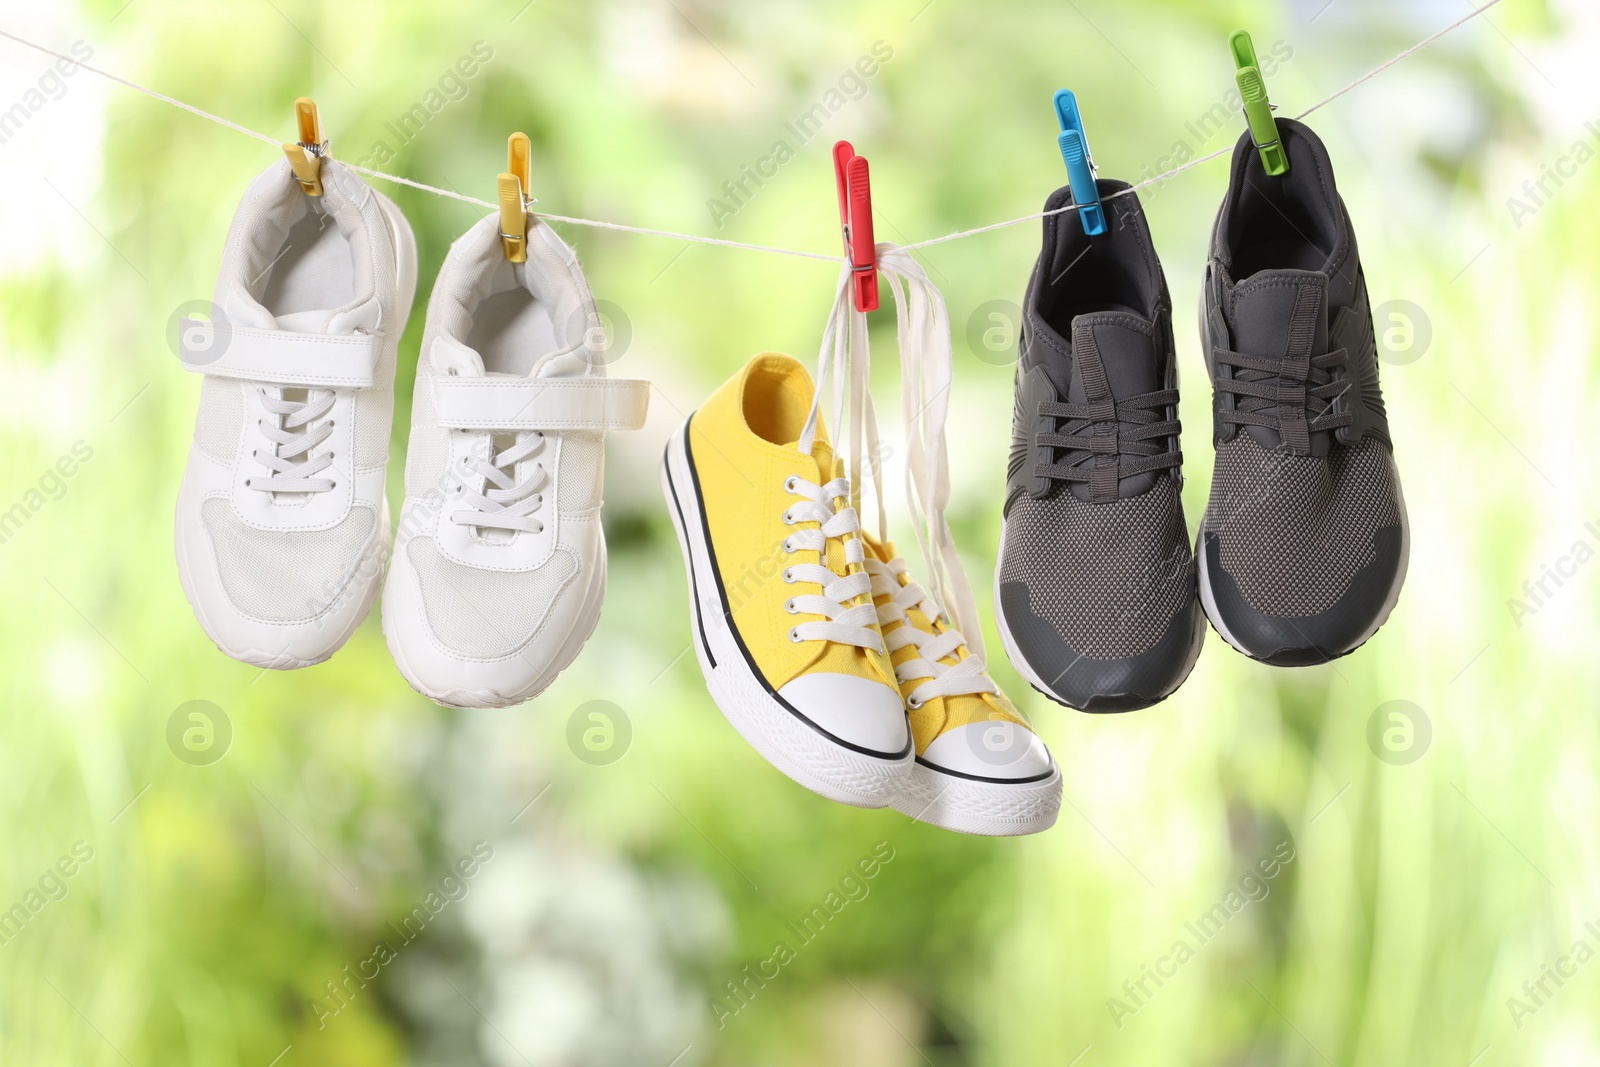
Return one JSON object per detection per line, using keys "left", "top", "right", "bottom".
{"left": 0, "top": 0, "right": 1504, "bottom": 263}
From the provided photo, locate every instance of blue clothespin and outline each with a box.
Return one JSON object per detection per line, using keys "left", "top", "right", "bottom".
{"left": 1053, "top": 89, "right": 1105, "bottom": 236}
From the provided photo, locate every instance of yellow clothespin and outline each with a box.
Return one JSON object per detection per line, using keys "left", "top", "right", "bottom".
{"left": 282, "top": 97, "right": 325, "bottom": 196}
{"left": 498, "top": 132, "right": 532, "bottom": 262}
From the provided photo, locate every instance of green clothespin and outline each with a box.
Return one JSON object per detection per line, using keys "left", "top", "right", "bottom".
{"left": 1230, "top": 30, "right": 1288, "bottom": 176}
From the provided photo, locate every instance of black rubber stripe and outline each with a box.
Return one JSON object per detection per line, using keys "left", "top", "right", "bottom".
{"left": 662, "top": 438, "right": 715, "bottom": 669}
{"left": 913, "top": 755, "right": 1056, "bottom": 786}
{"left": 678, "top": 421, "right": 912, "bottom": 763}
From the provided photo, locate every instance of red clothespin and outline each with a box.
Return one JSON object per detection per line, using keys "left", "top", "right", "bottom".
{"left": 832, "top": 140, "right": 878, "bottom": 312}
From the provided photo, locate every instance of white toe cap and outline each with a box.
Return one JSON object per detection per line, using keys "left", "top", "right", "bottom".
{"left": 777, "top": 673, "right": 911, "bottom": 759}
{"left": 920, "top": 722, "right": 1054, "bottom": 781}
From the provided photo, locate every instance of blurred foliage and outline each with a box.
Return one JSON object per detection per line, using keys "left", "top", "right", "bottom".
{"left": 0, "top": 0, "right": 1596, "bottom": 1064}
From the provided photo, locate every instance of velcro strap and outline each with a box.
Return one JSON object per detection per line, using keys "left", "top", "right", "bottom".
{"left": 178, "top": 319, "right": 377, "bottom": 388}
{"left": 433, "top": 376, "right": 650, "bottom": 432}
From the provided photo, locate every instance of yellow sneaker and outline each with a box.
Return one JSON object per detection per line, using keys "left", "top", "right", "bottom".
{"left": 863, "top": 538, "right": 1061, "bottom": 836}
{"left": 661, "top": 354, "right": 913, "bottom": 807}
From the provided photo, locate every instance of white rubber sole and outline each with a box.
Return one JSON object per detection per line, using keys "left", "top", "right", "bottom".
{"left": 660, "top": 422, "right": 911, "bottom": 809}
{"left": 1197, "top": 460, "right": 1411, "bottom": 663}
{"left": 381, "top": 540, "right": 608, "bottom": 710}
{"left": 890, "top": 759, "right": 1062, "bottom": 837}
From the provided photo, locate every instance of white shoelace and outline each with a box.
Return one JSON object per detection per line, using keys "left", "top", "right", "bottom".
{"left": 450, "top": 432, "right": 549, "bottom": 534}
{"left": 878, "top": 246, "right": 986, "bottom": 660}
{"left": 780, "top": 474, "right": 881, "bottom": 651}
{"left": 798, "top": 243, "right": 987, "bottom": 659}
{"left": 249, "top": 387, "right": 336, "bottom": 494}
{"left": 865, "top": 554, "right": 997, "bottom": 709}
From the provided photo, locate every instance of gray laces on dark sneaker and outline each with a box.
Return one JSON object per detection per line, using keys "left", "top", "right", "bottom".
{"left": 1212, "top": 346, "right": 1352, "bottom": 451}
{"left": 1034, "top": 391, "right": 1181, "bottom": 491}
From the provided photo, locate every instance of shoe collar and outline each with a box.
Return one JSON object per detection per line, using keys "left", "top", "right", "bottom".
{"left": 219, "top": 158, "right": 382, "bottom": 334}
{"left": 1212, "top": 117, "right": 1358, "bottom": 309}
{"left": 425, "top": 212, "right": 599, "bottom": 379}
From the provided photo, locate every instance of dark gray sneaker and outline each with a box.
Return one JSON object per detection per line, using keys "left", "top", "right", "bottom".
{"left": 994, "top": 180, "right": 1205, "bottom": 713}
{"left": 1198, "top": 117, "right": 1408, "bottom": 666}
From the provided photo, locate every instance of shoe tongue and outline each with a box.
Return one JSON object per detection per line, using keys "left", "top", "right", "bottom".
{"left": 532, "top": 348, "right": 594, "bottom": 378}
{"left": 1066, "top": 313, "right": 1159, "bottom": 403}
{"left": 428, "top": 334, "right": 594, "bottom": 381}
{"left": 1228, "top": 270, "right": 1330, "bottom": 359}
{"left": 781, "top": 438, "right": 851, "bottom": 574}
{"left": 221, "top": 289, "right": 381, "bottom": 334}
{"left": 1062, "top": 313, "right": 1161, "bottom": 501}
{"left": 1227, "top": 270, "right": 1332, "bottom": 454}
{"left": 781, "top": 438, "right": 835, "bottom": 482}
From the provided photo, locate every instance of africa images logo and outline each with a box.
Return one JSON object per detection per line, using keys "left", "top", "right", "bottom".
{"left": 1106, "top": 840, "right": 1296, "bottom": 1029}
{"left": 310, "top": 842, "right": 494, "bottom": 1029}
{"left": 709, "top": 841, "right": 896, "bottom": 1029}
{"left": 705, "top": 41, "right": 894, "bottom": 228}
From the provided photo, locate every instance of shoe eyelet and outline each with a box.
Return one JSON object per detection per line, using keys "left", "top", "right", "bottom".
{"left": 784, "top": 599, "right": 797, "bottom": 614}
{"left": 782, "top": 569, "right": 794, "bottom": 583}
{"left": 907, "top": 695, "right": 924, "bottom": 709}
{"left": 781, "top": 538, "right": 794, "bottom": 553}
{"left": 783, "top": 476, "right": 799, "bottom": 493}
{"left": 788, "top": 628, "right": 803, "bottom": 643}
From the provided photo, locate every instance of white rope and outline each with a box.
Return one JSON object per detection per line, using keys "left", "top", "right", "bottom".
{"left": 1295, "top": 0, "right": 1508, "bottom": 122}
{"left": 335, "top": 160, "right": 844, "bottom": 261}
{"left": 900, "top": 0, "right": 1508, "bottom": 252}
{"left": 0, "top": 26, "right": 840, "bottom": 264}
{"left": 0, "top": 0, "right": 1504, "bottom": 262}
{"left": 901, "top": 141, "right": 1238, "bottom": 252}
{"left": 0, "top": 27, "right": 282, "bottom": 149}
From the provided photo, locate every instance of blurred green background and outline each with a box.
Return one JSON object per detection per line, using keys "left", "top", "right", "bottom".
{"left": 1, "top": 0, "right": 1596, "bottom": 1063}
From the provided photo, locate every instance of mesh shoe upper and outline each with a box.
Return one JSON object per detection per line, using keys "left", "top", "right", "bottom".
{"left": 405, "top": 537, "right": 579, "bottom": 659}
{"left": 1200, "top": 119, "right": 1406, "bottom": 650}
{"left": 997, "top": 180, "right": 1201, "bottom": 708}
{"left": 999, "top": 480, "right": 1191, "bottom": 659}
{"left": 202, "top": 499, "right": 377, "bottom": 623}
{"left": 1205, "top": 431, "right": 1400, "bottom": 618}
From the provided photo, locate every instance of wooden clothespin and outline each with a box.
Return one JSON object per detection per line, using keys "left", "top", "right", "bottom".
{"left": 282, "top": 97, "right": 326, "bottom": 196}
{"left": 498, "top": 132, "right": 533, "bottom": 262}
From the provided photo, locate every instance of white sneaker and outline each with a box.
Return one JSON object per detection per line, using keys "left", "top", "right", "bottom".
{"left": 175, "top": 157, "right": 417, "bottom": 669}
{"left": 382, "top": 215, "right": 648, "bottom": 708}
